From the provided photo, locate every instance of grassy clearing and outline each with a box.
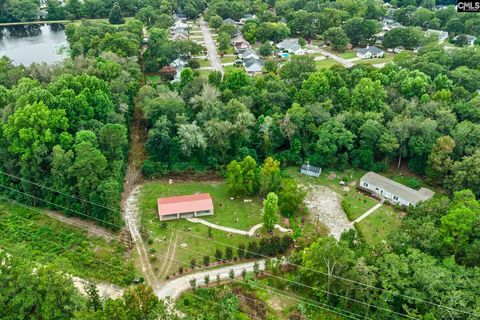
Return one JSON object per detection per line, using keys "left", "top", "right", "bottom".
{"left": 146, "top": 75, "right": 161, "bottom": 86}
{"left": 197, "top": 59, "right": 211, "bottom": 67}
{"left": 315, "top": 58, "right": 342, "bottom": 70}
{"left": 220, "top": 55, "right": 236, "bottom": 63}
{"left": 138, "top": 181, "right": 283, "bottom": 277}
{"left": 286, "top": 167, "right": 401, "bottom": 245}
{"left": 338, "top": 50, "right": 357, "bottom": 59}
{"left": 0, "top": 201, "right": 134, "bottom": 285}
{"left": 357, "top": 53, "right": 395, "bottom": 65}
{"left": 356, "top": 206, "right": 402, "bottom": 244}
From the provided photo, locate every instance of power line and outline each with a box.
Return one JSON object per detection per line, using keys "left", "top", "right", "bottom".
{"left": 0, "top": 171, "right": 477, "bottom": 318}
{"left": 0, "top": 189, "right": 367, "bottom": 319}
{"left": 0, "top": 187, "right": 405, "bottom": 320}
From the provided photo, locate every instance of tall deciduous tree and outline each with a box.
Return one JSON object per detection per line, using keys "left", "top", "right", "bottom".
{"left": 109, "top": 2, "right": 125, "bottom": 25}
{"left": 263, "top": 192, "right": 279, "bottom": 232}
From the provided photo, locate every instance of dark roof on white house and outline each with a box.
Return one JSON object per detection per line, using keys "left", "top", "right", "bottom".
{"left": 356, "top": 46, "right": 384, "bottom": 55}
{"left": 301, "top": 164, "right": 321, "bottom": 174}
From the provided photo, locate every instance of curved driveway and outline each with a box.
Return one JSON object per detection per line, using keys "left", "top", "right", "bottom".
{"left": 156, "top": 260, "right": 265, "bottom": 299}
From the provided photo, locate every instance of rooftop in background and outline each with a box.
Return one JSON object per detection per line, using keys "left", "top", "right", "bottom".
{"left": 157, "top": 193, "right": 214, "bottom": 216}
{"left": 360, "top": 172, "right": 434, "bottom": 205}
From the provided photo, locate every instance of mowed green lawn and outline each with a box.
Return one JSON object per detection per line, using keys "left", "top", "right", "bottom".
{"left": 0, "top": 201, "right": 135, "bottom": 285}
{"left": 315, "top": 58, "right": 342, "bottom": 70}
{"left": 356, "top": 206, "right": 403, "bottom": 244}
{"left": 138, "top": 181, "right": 275, "bottom": 278}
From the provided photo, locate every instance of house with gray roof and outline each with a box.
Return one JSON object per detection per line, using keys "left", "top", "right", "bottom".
{"left": 276, "top": 38, "right": 305, "bottom": 55}
{"left": 239, "top": 48, "right": 259, "bottom": 60}
{"left": 356, "top": 46, "right": 385, "bottom": 59}
{"left": 170, "top": 58, "right": 188, "bottom": 82}
{"left": 425, "top": 29, "right": 449, "bottom": 43}
{"left": 243, "top": 57, "right": 264, "bottom": 75}
{"left": 300, "top": 164, "right": 321, "bottom": 177}
{"left": 453, "top": 34, "right": 477, "bottom": 46}
{"left": 359, "top": 172, "right": 434, "bottom": 206}
{"left": 223, "top": 18, "right": 237, "bottom": 25}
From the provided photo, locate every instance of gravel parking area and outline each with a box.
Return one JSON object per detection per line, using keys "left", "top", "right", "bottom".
{"left": 304, "top": 185, "right": 353, "bottom": 239}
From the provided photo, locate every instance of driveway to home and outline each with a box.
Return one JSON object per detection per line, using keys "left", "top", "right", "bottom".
{"left": 307, "top": 45, "right": 354, "bottom": 68}
{"left": 156, "top": 260, "right": 265, "bottom": 299}
{"left": 186, "top": 217, "right": 292, "bottom": 236}
{"left": 353, "top": 202, "right": 383, "bottom": 224}
{"left": 199, "top": 18, "right": 224, "bottom": 74}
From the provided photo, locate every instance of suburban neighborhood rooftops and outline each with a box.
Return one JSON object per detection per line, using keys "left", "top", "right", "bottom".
{"left": 301, "top": 164, "right": 321, "bottom": 174}
{"left": 356, "top": 46, "right": 384, "bottom": 55}
{"left": 157, "top": 193, "right": 214, "bottom": 216}
{"left": 277, "top": 38, "right": 299, "bottom": 50}
{"left": 223, "top": 18, "right": 237, "bottom": 25}
{"left": 360, "top": 172, "right": 434, "bottom": 204}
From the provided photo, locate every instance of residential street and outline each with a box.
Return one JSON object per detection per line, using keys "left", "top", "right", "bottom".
{"left": 199, "top": 18, "right": 224, "bottom": 74}
{"left": 156, "top": 260, "right": 265, "bottom": 299}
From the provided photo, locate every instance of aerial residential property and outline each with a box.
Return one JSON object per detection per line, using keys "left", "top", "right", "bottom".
{"left": 1, "top": 0, "right": 479, "bottom": 319}
{"left": 157, "top": 193, "right": 214, "bottom": 221}
{"left": 300, "top": 164, "right": 321, "bottom": 177}
{"left": 359, "top": 172, "right": 434, "bottom": 206}
{"left": 276, "top": 38, "right": 305, "bottom": 55}
{"left": 356, "top": 45, "right": 385, "bottom": 59}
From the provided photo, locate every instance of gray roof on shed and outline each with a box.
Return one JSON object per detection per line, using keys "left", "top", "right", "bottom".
{"left": 301, "top": 164, "right": 321, "bottom": 174}
{"left": 360, "top": 172, "right": 434, "bottom": 204}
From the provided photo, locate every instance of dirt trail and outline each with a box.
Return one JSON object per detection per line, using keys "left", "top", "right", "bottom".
{"left": 159, "top": 230, "right": 178, "bottom": 280}
{"left": 44, "top": 210, "right": 113, "bottom": 241}
{"left": 121, "top": 100, "right": 160, "bottom": 289}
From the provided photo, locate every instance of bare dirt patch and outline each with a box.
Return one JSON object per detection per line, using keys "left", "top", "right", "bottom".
{"left": 304, "top": 185, "right": 352, "bottom": 239}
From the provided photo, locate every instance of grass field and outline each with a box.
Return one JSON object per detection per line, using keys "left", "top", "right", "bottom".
{"left": 0, "top": 201, "right": 135, "bottom": 285}
{"left": 220, "top": 55, "right": 237, "bottom": 63}
{"left": 357, "top": 53, "right": 395, "bottom": 65}
{"left": 146, "top": 75, "right": 161, "bottom": 85}
{"left": 198, "top": 59, "right": 211, "bottom": 67}
{"left": 138, "top": 181, "right": 283, "bottom": 278}
{"left": 315, "top": 58, "right": 342, "bottom": 70}
{"left": 356, "top": 206, "right": 402, "bottom": 244}
{"left": 338, "top": 50, "right": 357, "bottom": 59}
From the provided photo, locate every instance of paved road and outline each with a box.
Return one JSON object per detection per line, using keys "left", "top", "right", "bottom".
{"left": 307, "top": 45, "right": 354, "bottom": 68}
{"left": 156, "top": 260, "right": 265, "bottom": 299}
{"left": 199, "top": 18, "right": 224, "bottom": 74}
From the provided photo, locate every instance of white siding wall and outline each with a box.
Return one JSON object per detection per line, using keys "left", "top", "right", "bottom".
{"left": 360, "top": 179, "right": 411, "bottom": 206}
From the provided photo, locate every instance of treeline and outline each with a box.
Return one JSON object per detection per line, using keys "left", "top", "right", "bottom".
{"left": 0, "top": 21, "right": 142, "bottom": 228}
{"left": 292, "top": 189, "right": 480, "bottom": 319}
{"left": 0, "top": 0, "right": 205, "bottom": 23}
{"left": 141, "top": 42, "right": 480, "bottom": 197}
{"left": 0, "top": 250, "right": 176, "bottom": 319}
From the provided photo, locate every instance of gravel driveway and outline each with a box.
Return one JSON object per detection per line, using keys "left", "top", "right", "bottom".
{"left": 304, "top": 185, "right": 353, "bottom": 239}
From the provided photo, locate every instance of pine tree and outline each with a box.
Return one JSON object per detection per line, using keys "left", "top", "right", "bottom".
{"left": 109, "top": 2, "right": 125, "bottom": 25}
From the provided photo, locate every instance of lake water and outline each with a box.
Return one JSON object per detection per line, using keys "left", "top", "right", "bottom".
{"left": 0, "top": 24, "right": 68, "bottom": 65}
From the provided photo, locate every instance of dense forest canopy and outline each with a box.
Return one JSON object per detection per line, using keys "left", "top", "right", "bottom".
{"left": 0, "top": 0, "right": 479, "bottom": 319}
{"left": 0, "top": 20, "right": 142, "bottom": 227}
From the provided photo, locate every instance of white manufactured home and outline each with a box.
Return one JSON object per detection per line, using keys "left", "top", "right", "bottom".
{"left": 359, "top": 172, "right": 434, "bottom": 206}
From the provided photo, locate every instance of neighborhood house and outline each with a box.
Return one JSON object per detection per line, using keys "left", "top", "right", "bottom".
{"left": 300, "top": 164, "right": 321, "bottom": 177}
{"left": 276, "top": 38, "right": 305, "bottom": 55}
{"left": 425, "top": 29, "right": 449, "bottom": 43}
{"left": 356, "top": 46, "right": 385, "bottom": 59}
{"left": 453, "top": 34, "right": 477, "bottom": 46}
{"left": 157, "top": 193, "right": 214, "bottom": 221}
{"left": 359, "top": 172, "right": 434, "bottom": 206}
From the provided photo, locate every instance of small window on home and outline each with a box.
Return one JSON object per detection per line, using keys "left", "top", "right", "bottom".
{"left": 393, "top": 195, "right": 399, "bottom": 201}
{"left": 363, "top": 182, "right": 369, "bottom": 187}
